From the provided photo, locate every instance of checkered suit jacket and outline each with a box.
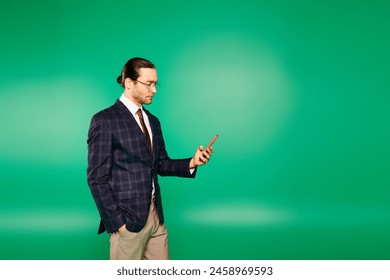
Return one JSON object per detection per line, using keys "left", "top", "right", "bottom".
{"left": 87, "top": 100, "right": 196, "bottom": 234}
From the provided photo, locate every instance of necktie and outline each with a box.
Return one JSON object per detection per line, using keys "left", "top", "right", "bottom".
{"left": 136, "top": 109, "right": 152, "bottom": 152}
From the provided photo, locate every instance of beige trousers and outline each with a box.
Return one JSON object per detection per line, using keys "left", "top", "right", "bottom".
{"left": 109, "top": 196, "right": 169, "bottom": 260}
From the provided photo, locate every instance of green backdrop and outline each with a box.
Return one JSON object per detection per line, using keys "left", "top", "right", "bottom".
{"left": 0, "top": 0, "right": 389, "bottom": 260}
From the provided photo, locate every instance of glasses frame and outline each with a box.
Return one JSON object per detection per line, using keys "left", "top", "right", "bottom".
{"left": 136, "top": 80, "right": 159, "bottom": 91}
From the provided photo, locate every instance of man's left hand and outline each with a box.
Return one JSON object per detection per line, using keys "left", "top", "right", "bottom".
{"left": 190, "top": 145, "right": 214, "bottom": 168}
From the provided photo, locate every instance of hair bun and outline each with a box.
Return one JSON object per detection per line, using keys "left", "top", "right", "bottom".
{"left": 116, "top": 75, "right": 122, "bottom": 85}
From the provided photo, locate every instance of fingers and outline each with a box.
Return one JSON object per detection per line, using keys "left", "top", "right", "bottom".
{"left": 198, "top": 145, "right": 212, "bottom": 164}
{"left": 200, "top": 145, "right": 214, "bottom": 154}
{"left": 198, "top": 153, "right": 209, "bottom": 164}
{"left": 118, "top": 224, "right": 126, "bottom": 234}
{"left": 193, "top": 142, "right": 215, "bottom": 168}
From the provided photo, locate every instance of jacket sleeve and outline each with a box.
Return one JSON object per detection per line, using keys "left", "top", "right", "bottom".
{"left": 87, "top": 114, "right": 124, "bottom": 232}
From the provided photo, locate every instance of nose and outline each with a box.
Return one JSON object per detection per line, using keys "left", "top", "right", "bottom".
{"left": 150, "top": 84, "right": 157, "bottom": 93}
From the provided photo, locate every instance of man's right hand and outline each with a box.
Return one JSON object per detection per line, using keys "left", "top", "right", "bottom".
{"left": 118, "top": 224, "right": 126, "bottom": 234}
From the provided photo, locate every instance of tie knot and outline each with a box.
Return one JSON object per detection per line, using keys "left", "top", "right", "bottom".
{"left": 136, "top": 108, "right": 143, "bottom": 118}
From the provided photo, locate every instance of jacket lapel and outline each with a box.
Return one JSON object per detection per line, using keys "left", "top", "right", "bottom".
{"left": 114, "top": 99, "right": 138, "bottom": 130}
{"left": 114, "top": 100, "right": 153, "bottom": 157}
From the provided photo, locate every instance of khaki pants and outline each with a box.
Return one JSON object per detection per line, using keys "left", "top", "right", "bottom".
{"left": 109, "top": 196, "right": 169, "bottom": 260}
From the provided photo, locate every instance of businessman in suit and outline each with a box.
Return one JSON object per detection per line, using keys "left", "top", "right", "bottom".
{"left": 87, "top": 57, "right": 214, "bottom": 260}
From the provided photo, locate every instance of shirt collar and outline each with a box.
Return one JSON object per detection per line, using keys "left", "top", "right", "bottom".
{"left": 119, "top": 93, "right": 143, "bottom": 116}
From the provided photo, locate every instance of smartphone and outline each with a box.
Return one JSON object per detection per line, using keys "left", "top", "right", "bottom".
{"left": 206, "top": 134, "right": 219, "bottom": 149}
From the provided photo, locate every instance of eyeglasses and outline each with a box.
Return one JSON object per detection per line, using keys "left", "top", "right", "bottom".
{"left": 136, "top": 80, "right": 160, "bottom": 91}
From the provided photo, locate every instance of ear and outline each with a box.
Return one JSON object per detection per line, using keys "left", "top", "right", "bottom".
{"left": 124, "top": 78, "right": 134, "bottom": 89}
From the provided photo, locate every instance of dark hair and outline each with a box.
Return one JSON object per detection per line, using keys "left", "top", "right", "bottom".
{"left": 116, "top": 57, "right": 155, "bottom": 88}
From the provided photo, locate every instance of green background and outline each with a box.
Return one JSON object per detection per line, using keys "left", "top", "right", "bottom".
{"left": 0, "top": 0, "right": 389, "bottom": 259}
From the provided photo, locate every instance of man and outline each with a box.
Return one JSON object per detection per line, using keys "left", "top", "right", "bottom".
{"left": 87, "top": 57, "right": 214, "bottom": 260}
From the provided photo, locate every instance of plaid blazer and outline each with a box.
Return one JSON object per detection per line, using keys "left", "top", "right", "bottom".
{"left": 87, "top": 100, "right": 196, "bottom": 234}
